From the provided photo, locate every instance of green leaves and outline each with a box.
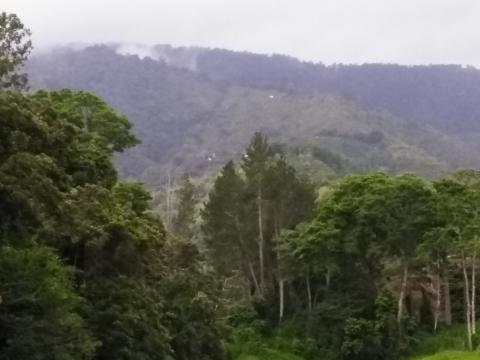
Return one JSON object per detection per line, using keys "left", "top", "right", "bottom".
{"left": 172, "top": 174, "right": 198, "bottom": 240}
{"left": 84, "top": 276, "right": 172, "bottom": 360}
{"left": 31, "top": 90, "right": 139, "bottom": 153}
{"left": 241, "top": 132, "right": 273, "bottom": 191}
{"left": 341, "top": 317, "right": 381, "bottom": 360}
{"left": 0, "top": 87, "right": 231, "bottom": 359}
{"left": 429, "top": 173, "right": 480, "bottom": 257}
{"left": 203, "top": 134, "right": 315, "bottom": 299}
{"left": 281, "top": 173, "right": 441, "bottom": 356}
{"left": 0, "top": 12, "right": 32, "bottom": 89}
{"left": 202, "top": 161, "right": 248, "bottom": 275}
{"left": 0, "top": 246, "right": 97, "bottom": 360}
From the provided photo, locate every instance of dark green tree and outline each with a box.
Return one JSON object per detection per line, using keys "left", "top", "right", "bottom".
{"left": 426, "top": 173, "right": 480, "bottom": 350}
{"left": 0, "top": 89, "right": 227, "bottom": 360}
{"left": 283, "top": 173, "right": 438, "bottom": 358}
{"left": 0, "top": 246, "right": 97, "bottom": 359}
{"left": 161, "top": 239, "right": 227, "bottom": 360}
{"left": 380, "top": 174, "right": 435, "bottom": 327}
{"left": 204, "top": 134, "right": 316, "bottom": 316}
{"left": 202, "top": 161, "right": 259, "bottom": 294}
{"left": 173, "top": 174, "right": 197, "bottom": 240}
{"left": 266, "top": 156, "right": 316, "bottom": 319}
{"left": 241, "top": 133, "right": 273, "bottom": 296}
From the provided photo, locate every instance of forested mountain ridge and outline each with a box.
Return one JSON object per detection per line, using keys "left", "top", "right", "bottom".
{"left": 176, "top": 47, "right": 480, "bottom": 136}
{"left": 143, "top": 44, "right": 480, "bottom": 137}
{"left": 27, "top": 45, "right": 480, "bottom": 184}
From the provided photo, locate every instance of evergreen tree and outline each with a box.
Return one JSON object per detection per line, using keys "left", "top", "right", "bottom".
{"left": 173, "top": 174, "right": 197, "bottom": 240}
{"left": 202, "top": 161, "right": 258, "bottom": 292}
{"left": 241, "top": 133, "right": 273, "bottom": 296}
{"left": 203, "top": 134, "right": 316, "bottom": 305}
{"left": 0, "top": 246, "right": 97, "bottom": 360}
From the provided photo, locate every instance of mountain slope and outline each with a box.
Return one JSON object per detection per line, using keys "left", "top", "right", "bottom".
{"left": 148, "top": 45, "right": 480, "bottom": 138}
{"left": 27, "top": 46, "right": 480, "bottom": 184}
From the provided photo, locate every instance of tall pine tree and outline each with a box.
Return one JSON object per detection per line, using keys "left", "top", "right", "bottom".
{"left": 173, "top": 174, "right": 197, "bottom": 240}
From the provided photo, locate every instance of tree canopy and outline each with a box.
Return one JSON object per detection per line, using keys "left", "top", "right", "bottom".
{"left": 0, "top": 12, "right": 32, "bottom": 89}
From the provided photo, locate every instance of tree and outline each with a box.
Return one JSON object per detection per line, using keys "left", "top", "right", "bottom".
{"left": 282, "top": 172, "right": 439, "bottom": 356}
{"left": 173, "top": 174, "right": 197, "bottom": 240}
{"left": 0, "top": 90, "right": 140, "bottom": 245}
{"left": 265, "top": 156, "right": 315, "bottom": 319}
{"left": 0, "top": 12, "right": 32, "bottom": 89}
{"left": 450, "top": 170, "right": 480, "bottom": 337}
{"left": 84, "top": 276, "right": 172, "bottom": 360}
{"left": 381, "top": 174, "right": 435, "bottom": 327}
{"left": 429, "top": 173, "right": 480, "bottom": 350}
{"left": 160, "top": 239, "right": 227, "bottom": 360}
{"left": 0, "top": 246, "right": 97, "bottom": 359}
{"left": 419, "top": 180, "right": 461, "bottom": 331}
{"left": 0, "top": 89, "right": 228, "bottom": 359}
{"left": 202, "top": 161, "right": 258, "bottom": 294}
{"left": 203, "top": 135, "right": 315, "bottom": 309}
{"left": 241, "top": 133, "right": 273, "bottom": 296}
{"left": 341, "top": 290, "right": 399, "bottom": 360}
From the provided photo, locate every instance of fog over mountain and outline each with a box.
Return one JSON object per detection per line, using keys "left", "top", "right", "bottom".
{"left": 6, "top": 0, "right": 480, "bottom": 66}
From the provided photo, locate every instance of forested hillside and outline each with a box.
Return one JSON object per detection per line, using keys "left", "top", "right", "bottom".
{"left": 142, "top": 44, "right": 480, "bottom": 137}
{"left": 184, "top": 47, "right": 480, "bottom": 136}
{"left": 27, "top": 45, "right": 480, "bottom": 184}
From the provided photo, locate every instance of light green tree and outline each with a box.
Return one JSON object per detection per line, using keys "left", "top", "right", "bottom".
{"left": 0, "top": 12, "right": 32, "bottom": 89}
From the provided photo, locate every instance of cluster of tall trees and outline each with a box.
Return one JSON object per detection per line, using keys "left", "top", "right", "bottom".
{"left": 158, "top": 124, "right": 480, "bottom": 360}
{"left": 201, "top": 148, "right": 480, "bottom": 358}
{"left": 278, "top": 171, "right": 480, "bottom": 358}
{"left": 202, "top": 133, "right": 316, "bottom": 316}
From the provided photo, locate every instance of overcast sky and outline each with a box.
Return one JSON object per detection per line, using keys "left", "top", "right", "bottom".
{"left": 4, "top": 0, "right": 480, "bottom": 66}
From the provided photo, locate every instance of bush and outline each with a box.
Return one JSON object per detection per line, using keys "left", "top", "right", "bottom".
{"left": 411, "top": 325, "right": 470, "bottom": 356}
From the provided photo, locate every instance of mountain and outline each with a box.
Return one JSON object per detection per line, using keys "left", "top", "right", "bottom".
{"left": 26, "top": 45, "right": 480, "bottom": 185}
{"left": 146, "top": 45, "right": 480, "bottom": 138}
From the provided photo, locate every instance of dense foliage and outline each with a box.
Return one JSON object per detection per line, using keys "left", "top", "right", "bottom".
{"left": 202, "top": 133, "right": 315, "bottom": 303}
{"left": 0, "top": 89, "right": 226, "bottom": 359}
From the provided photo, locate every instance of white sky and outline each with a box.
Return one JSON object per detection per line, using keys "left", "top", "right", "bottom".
{"left": 4, "top": 0, "right": 480, "bottom": 66}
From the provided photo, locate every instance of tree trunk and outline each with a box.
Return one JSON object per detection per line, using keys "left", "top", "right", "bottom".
{"left": 165, "top": 171, "right": 173, "bottom": 228}
{"left": 397, "top": 260, "right": 409, "bottom": 327}
{"left": 235, "top": 215, "right": 262, "bottom": 298}
{"left": 462, "top": 256, "right": 473, "bottom": 351}
{"left": 257, "top": 189, "right": 265, "bottom": 294}
{"left": 274, "top": 218, "right": 284, "bottom": 321}
{"left": 443, "top": 266, "right": 452, "bottom": 326}
{"left": 472, "top": 251, "right": 477, "bottom": 335}
{"left": 279, "top": 279, "right": 285, "bottom": 320}
{"left": 434, "top": 262, "right": 442, "bottom": 333}
{"left": 306, "top": 272, "right": 312, "bottom": 316}
{"left": 248, "top": 261, "right": 262, "bottom": 297}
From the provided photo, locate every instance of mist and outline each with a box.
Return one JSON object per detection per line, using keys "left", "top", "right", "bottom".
{"left": 5, "top": 0, "right": 480, "bottom": 66}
